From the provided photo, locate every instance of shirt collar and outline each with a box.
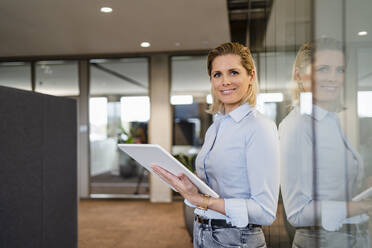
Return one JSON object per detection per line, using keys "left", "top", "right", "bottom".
{"left": 215, "top": 103, "right": 254, "bottom": 123}
{"left": 301, "top": 104, "right": 328, "bottom": 121}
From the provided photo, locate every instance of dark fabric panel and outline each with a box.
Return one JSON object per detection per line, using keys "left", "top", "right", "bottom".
{"left": 43, "top": 95, "right": 77, "bottom": 248}
{"left": 0, "top": 86, "right": 77, "bottom": 248}
{"left": 0, "top": 86, "right": 44, "bottom": 248}
{"left": 0, "top": 156, "right": 44, "bottom": 248}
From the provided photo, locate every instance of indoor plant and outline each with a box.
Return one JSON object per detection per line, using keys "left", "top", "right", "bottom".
{"left": 173, "top": 153, "right": 197, "bottom": 239}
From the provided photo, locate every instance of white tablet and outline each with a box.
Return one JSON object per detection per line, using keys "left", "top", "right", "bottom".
{"left": 118, "top": 144, "right": 219, "bottom": 198}
{"left": 352, "top": 187, "right": 372, "bottom": 201}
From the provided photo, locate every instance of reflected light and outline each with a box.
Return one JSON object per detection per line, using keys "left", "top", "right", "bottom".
{"left": 89, "top": 97, "right": 108, "bottom": 141}
{"left": 206, "top": 94, "right": 213, "bottom": 104}
{"left": 90, "top": 97, "right": 108, "bottom": 125}
{"left": 90, "top": 59, "right": 108, "bottom": 63}
{"left": 0, "top": 62, "right": 26, "bottom": 66}
{"left": 121, "top": 96, "right": 150, "bottom": 122}
{"left": 358, "top": 91, "right": 372, "bottom": 117}
{"left": 300, "top": 92, "right": 312, "bottom": 115}
{"left": 171, "top": 95, "right": 193, "bottom": 105}
{"left": 256, "top": 93, "right": 283, "bottom": 113}
{"left": 358, "top": 31, "right": 368, "bottom": 36}
{"left": 257, "top": 93, "right": 284, "bottom": 103}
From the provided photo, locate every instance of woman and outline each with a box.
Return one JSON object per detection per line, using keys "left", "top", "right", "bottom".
{"left": 151, "top": 42, "right": 280, "bottom": 248}
{"left": 279, "top": 38, "right": 371, "bottom": 247}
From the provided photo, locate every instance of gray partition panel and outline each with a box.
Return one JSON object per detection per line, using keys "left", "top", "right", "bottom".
{"left": 0, "top": 86, "right": 77, "bottom": 248}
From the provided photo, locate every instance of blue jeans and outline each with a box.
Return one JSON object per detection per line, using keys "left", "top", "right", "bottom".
{"left": 193, "top": 219, "right": 267, "bottom": 248}
{"left": 293, "top": 228, "right": 370, "bottom": 248}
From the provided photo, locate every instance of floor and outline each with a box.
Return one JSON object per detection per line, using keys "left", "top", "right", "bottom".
{"left": 263, "top": 203, "right": 292, "bottom": 248}
{"left": 90, "top": 170, "right": 149, "bottom": 195}
{"left": 78, "top": 200, "right": 291, "bottom": 248}
{"left": 78, "top": 200, "right": 193, "bottom": 248}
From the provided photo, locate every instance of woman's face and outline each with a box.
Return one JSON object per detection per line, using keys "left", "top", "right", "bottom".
{"left": 297, "top": 49, "right": 345, "bottom": 105}
{"left": 211, "top": 54, "right": 254, "bottom": 114}
{"left": 313, "top": 49, "right": 345, "bottom": 103}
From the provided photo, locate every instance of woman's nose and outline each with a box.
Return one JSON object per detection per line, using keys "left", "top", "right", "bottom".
{"left": 221, "top": 75, "right": 231, "bottom": 86}
{"left": 327, "top": 70, "right": 338, "bottom": 82}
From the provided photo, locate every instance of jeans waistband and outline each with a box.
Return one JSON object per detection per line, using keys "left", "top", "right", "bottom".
{"left": 195, "top": 215, "right": 262, "bottom": 229}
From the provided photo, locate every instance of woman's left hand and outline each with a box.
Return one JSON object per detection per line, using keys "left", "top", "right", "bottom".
{"left": 150, "top": 164, "right": 203, "bottom": 206}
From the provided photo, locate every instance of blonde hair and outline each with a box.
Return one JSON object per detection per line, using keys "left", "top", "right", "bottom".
{"left": 292, "top": 38, "right": 345, "bottom": 102}
{"left": 206, "top": 42, "right": 258, "bottom": 114}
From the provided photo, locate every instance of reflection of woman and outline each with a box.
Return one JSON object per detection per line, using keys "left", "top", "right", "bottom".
{"left": 151, "top": 42, "right": 280, "bottom": 248}
{"left": 280, "top": 38, "right": 370, "bottom": 247}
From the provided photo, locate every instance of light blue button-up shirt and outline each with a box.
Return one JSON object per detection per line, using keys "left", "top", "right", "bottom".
{"left": 279, "top": 106, "right": 366, "bottom": 230}
{"left": 188, "top": 103, "right": 280, "bottom": 227}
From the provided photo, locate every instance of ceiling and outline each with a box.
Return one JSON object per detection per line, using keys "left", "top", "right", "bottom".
{"left": 1, "top": 0, "right": 371, "bottom": 58}
{"left": 0, "top": 0, "right": 230, "bottom": 58}
{"left": 227, "top": 0, "right": 273, "bottom": 48}
{"left": 1, "top": 0, "right": 371, "bottom": 94}
{"left": 264, "top": 0, "right": 372, "bottom": 50}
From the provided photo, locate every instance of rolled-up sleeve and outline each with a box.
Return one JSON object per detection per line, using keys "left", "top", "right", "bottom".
{"left": 224, "top": 121, "right": 280, "bottom": 227}
{"left": 224, "top": 199, "right": 248, "bottom": 227}
{"left": 184, "top": 199, "right": 196, "bottom": 208}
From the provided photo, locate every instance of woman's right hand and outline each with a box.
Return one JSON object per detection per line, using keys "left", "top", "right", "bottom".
{"left": 150, "top": 164, "right": 204, "bottom": 205}
{"left": 347, "top": 200, "right": 372, "bottom": 217}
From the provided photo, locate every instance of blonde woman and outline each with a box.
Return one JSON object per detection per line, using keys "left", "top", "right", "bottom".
{"left": 280, "top": 38, "right": 371, "bottom": 247}
{"left": 152, "top": 42, "right": 280, "bottom": 248}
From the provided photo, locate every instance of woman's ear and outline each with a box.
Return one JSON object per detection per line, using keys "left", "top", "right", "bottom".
{"left": 294, "top": 67, "right": 302, "bottom": 82}
{"left": 249, "top": 70, "right": 256, "bottom": 85}
{"left": 295, "top": 68, "right": 306, "bottom": 92}
{"left": 295, "top": 66, "right": 311, "bottom": 83}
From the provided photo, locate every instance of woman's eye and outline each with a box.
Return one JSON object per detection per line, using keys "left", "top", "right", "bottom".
{"left": 337, "top": 67, "right": 345, "bottom": 73}
{"left": 231, "top": 70, "right": 239, "bottom": 75}
{"left": 316, "top": 66, "right": 328, "bottom": 73}
{"left": 213, "top": 72, "right": 221, "bottom": 78}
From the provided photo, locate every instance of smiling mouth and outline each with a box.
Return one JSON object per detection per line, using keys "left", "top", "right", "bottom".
{"left": 220, "top": 88, "right": 236, "bottom": 95}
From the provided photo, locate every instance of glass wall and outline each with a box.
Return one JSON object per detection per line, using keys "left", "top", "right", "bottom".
{"left": 170, "top": 56, "right": 212, "bottom": 173}
{"left": 257, "top": 52, "right": 296, "bottom": 124}
{"left": 169, "top": 0, "right": 371, "bottom": 246}
{"left": 0, "top": 62, "right": 31, "bottom": 90}
{"left": 358, "top": 48, "right": 372, "bottom": 179}
{"left": 35, "top": 60, "right": 79, "bottom": 96}
{"left": 264, "top": 0, "right": 372, "bottom": 246}
{"left": 0, "top": 61, "right": 79, "bottom": 96}
{"left": 89, "top": 58, "right": 150, "bottom": 197}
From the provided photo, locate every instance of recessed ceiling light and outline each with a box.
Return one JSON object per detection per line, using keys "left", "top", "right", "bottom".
{"left": 100, "top": 7, "right": 112, "bottom": 13}
{"left": 358, "top": 31, "right": 368, "bottom": 36}
{"left": 140, "top": 42, "right": 151, "bottom": 48}
{"left": 175, "top": 42, "right": 181, "bottom": 47}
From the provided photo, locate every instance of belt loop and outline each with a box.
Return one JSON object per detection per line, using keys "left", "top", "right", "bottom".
{"left": 208, "top": 218, "right": 214, "bottom": 230}
{"left": 356, "top": 224, "right": 360, "bottom": 233}
{"left": 197, "top": 224, "right": 203, "bottom": 246}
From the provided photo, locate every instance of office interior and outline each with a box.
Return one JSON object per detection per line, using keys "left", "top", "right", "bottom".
{"left": 1, "top": 0, "right": 372, "bottom": 247}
